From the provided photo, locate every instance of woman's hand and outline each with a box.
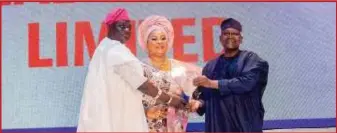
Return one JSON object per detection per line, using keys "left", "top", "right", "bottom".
{"left": 173, "top": 88, "right": 183, "bottom": 96}
{"left": 167, "top": 95, "right": 187, "bottom": 109}
{"left": 188, "top": 99, "right": 203, "bottom": 112}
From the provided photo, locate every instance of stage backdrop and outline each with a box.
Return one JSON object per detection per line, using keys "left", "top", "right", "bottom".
{"left": 2, "top": 2, "right": 336, "bottom": 131}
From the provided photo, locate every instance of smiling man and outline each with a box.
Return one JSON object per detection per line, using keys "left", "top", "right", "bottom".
{"left": 77, "top": 8, "right": 186, "bottom": 132}
{"left": 191, "top": 18, "right": 270, "bottom": 132}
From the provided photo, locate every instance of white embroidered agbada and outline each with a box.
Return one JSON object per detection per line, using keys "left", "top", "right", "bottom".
{"left": 77, "top": 37, "right": 149, "bottom": 132}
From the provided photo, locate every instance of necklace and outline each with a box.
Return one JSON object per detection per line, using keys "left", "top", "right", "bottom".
{"left": 150, "top": 58, "right": 171, "bottom": 71}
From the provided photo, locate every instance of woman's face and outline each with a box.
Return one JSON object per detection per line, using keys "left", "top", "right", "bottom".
{"left": 146, "top": 30, "right": 169, "bottom": 57}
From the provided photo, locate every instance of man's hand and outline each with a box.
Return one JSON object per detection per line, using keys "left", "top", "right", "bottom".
{"left": 188, "top": 99, "right": 203, "bottom": 112}
{"left": 167, "top": 95, "right": 186, "bottom": 109}
{"left": 193, "top": 76, "right": 218, "bottom": 89}
{"left": 146, "top": 106, "right": 166, "bottom": 119}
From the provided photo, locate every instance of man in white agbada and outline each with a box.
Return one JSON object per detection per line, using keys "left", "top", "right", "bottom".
{"left": 77, "top": 8, "right": 186, "bottom": 132}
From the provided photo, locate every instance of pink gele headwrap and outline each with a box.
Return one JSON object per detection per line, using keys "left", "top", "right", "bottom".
{"left": 137, "top": 15, "right": 174, "bottom": 52}
{"left": 104, "top": 8, "right": 130, "bottom": 25}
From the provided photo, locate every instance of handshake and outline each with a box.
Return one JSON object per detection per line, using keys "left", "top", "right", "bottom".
{"left": 155, "top": 75, "right": 210, "bottom": 112}
{"left": 166, "top": 91, "right": 203, "bottom": 113}
{"left": 187, "top": 99, "right": 203, "bottom": 112}
{"left": 166, "top": 75, "right": 210, "bottom": 112}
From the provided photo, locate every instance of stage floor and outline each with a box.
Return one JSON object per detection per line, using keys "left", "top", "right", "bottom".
{"left": 265, "top": 127, "right": 336, "bottom": 132}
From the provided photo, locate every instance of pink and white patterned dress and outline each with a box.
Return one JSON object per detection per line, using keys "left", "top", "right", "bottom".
{"left": 141, "top": 59, "right": 201, "bottom": 132}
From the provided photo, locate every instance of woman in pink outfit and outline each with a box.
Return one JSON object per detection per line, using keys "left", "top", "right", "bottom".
{"left": 138, "top": 15, "right": 202, "bottom": 132}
